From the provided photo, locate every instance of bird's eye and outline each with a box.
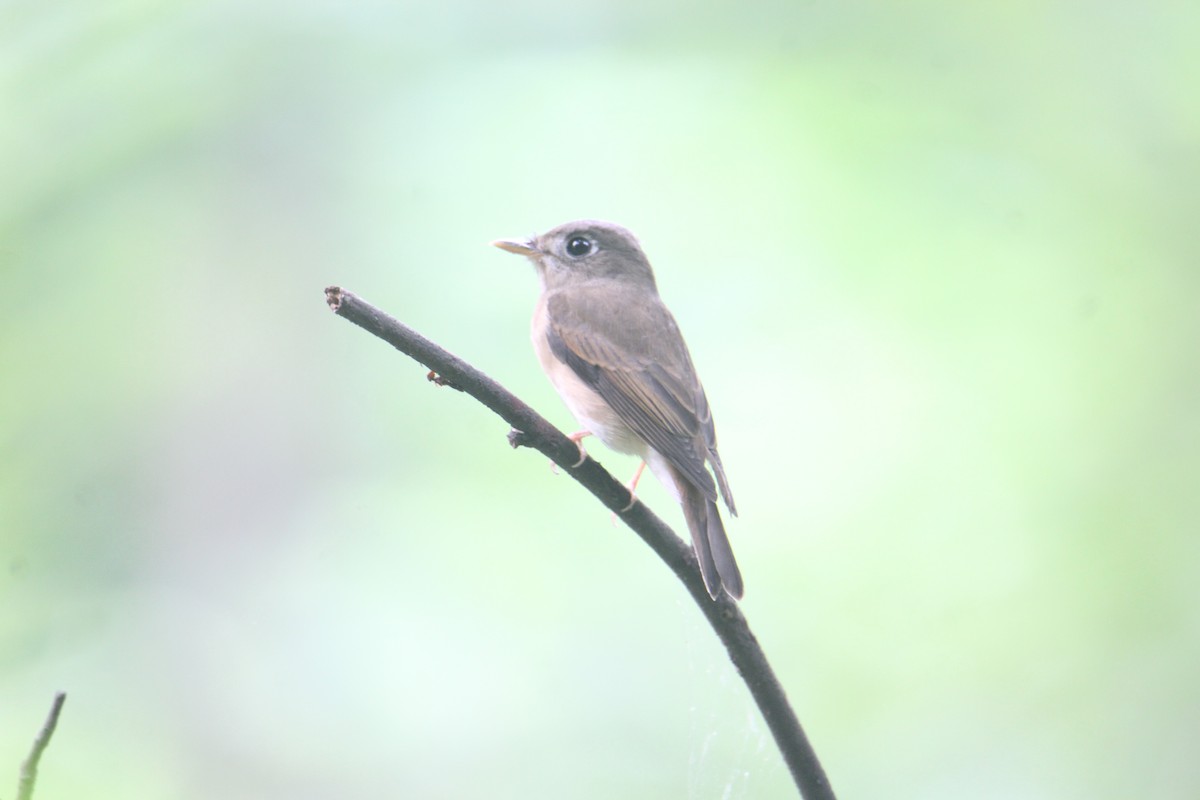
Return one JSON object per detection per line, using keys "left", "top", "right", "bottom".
{"left": 565, "top": 236, "right": 593, "bottom": 258}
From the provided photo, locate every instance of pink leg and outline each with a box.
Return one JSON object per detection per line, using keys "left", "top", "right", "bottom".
{"left": 551, "top": 430, "right": 593, "bottom": 474}
{"left": 566, "top": 430, "right": 592, "bottom": 468}
{"left": 617, "top": 460, "right": 648, "bottom": 515}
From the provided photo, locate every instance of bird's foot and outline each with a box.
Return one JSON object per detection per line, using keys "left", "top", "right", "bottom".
{"left": 551, "top": 430, "right": 593, "bottom": 473}
{"left": 567, "top": 430, "right": 592, "bottom": 468}
{"left": 612, "top": 459, "right": 648, "bottom": 523}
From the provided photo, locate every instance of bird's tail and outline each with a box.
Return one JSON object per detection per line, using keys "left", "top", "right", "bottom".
{"left": 680, "top": 478, "right": 744, "bottom": 600}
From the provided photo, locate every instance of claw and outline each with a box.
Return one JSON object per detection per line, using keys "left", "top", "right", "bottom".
{"left": 612, "top": 460, "right": 648, "bottom": 523}
{"left": 567, "top": 430, "right": 592, "bottom": 468}
{"left": 549, "top": 431, "right": 593, "bottom": 474}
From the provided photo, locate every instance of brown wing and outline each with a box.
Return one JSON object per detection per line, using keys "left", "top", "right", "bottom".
{"left": 545, "top": 284, "right": 732, "bottom": 509}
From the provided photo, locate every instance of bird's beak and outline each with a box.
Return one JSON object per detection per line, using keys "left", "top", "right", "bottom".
{"left": 491, "top": 238, "right": 540, "bottom": 257}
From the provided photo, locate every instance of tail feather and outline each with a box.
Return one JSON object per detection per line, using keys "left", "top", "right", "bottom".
{"left": 679, "top": 476, "right": 744, "bottom": 600}
{"left": 705, "top": 498, "right": 743, "bottom": 599}
{"left": 707, "top": 448, "right": 737, "bottom": 517}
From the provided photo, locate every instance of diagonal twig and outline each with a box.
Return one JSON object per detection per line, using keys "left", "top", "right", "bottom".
{"left": 325, "top": 286, "right": 836, "bottom": 800}
{"left": 16, "top": 692, "right": 66, "bottom": 800}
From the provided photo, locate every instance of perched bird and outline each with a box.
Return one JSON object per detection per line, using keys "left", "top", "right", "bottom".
{"left": 493, "top": 220, "right": 743, "bottom": 600}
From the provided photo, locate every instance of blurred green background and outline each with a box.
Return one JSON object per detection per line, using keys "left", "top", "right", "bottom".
{"left": 3, "top": 1, "right": 1197, "bottom": 797}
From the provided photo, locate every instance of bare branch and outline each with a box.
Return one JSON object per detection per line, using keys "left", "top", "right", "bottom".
{"left": 325, "top": 286, "right": 836, "bottom": 799}
{"left": 16, "top": 692, "right": 66, "bottom": 800}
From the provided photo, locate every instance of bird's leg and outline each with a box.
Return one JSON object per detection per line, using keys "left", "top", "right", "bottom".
{"left": 619, "top": 460, "right": 648, "bottom": 515}
{"left": 550, "top": 430, "right": 593, "bottom": 474}
{"left": 567, "top": 431, "right": 592, "bottom": 467}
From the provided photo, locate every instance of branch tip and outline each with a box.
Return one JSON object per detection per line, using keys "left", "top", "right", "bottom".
{"left": 325, "top": 285, "right": 345, "bottom": 311}
{"left": 16, "top": 692, "right": 67, "bottom": 800}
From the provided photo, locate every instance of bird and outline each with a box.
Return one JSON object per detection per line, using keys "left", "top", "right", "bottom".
{"left": 492, "top": 220, "right": 743, "bottom": 600}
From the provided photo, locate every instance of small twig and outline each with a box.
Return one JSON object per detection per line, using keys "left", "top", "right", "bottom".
{"left": 325, "top": 286, "right": 836, "bottom": 800}
{"left": 16, "top": 692, "right": 66, "bottom": 800}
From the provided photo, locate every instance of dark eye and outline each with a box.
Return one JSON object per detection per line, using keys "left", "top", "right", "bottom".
{"left": 565, "top": 236, "right": 593, "bottom": 258}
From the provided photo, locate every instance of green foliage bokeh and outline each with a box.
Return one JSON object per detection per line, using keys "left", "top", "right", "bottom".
{"left": 2, "top": 2, "right": 1197, "bottom": 798}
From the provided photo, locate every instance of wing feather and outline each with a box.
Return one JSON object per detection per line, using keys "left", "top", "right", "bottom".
{"left": 545, "top": 285, "right": 725, "bottom": 503}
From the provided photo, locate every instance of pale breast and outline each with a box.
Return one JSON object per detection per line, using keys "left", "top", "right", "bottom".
{"left": 531, "top": 293, "right": 648, "bottom": 458}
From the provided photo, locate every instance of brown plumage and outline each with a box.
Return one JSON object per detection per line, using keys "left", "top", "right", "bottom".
{"left": 494, "top": 220, "right": 742, "bottom": 599}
